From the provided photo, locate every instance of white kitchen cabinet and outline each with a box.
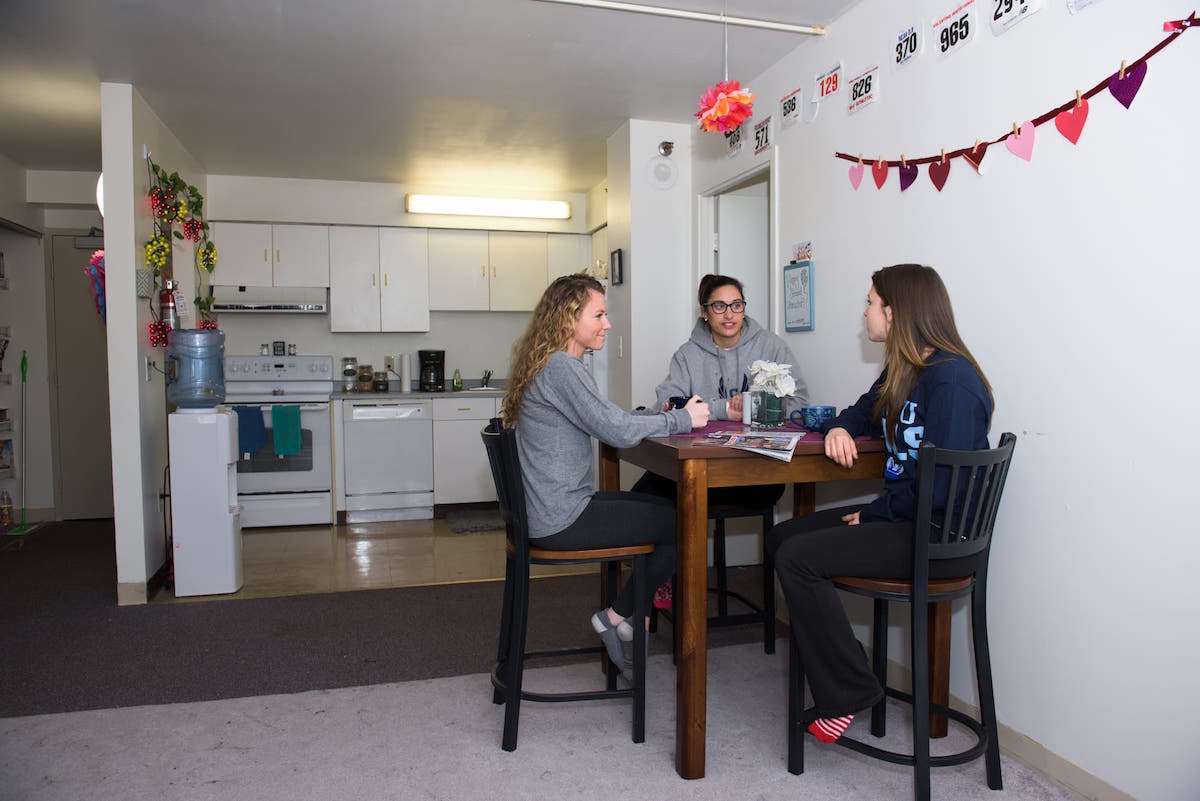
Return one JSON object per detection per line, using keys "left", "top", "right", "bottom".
{"left": 330, "top": 226, "right": 431, "bottom": 332}
{"left": 428, "top": 229, "right": 489, "bottom": 310}
{"left": 428, "top": 229, "right": 548, "bottom": 311}
{"left": 209, "top": 222, "right": 329, "bottom": 287}
{"left": 329, "top": 226, "right": 380, "bottom": 331}
{"left": 380, "top": 227, "right": 430, "bottom": 331}
{"left": 489, "top": 231, "right": 548, "bottom": 311}
{"left": 432, "top": 396, "right": 498, "bottom": 504}
{"left": 547, "top": 233, "right": 591, "bottom": 282}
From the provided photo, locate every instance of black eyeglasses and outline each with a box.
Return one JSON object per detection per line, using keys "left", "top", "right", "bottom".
{"left": 705, "top": 300, "right": 746, "bottom": 314}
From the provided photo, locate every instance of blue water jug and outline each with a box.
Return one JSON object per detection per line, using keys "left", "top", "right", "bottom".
{"left": 167, "top": 328, "right": 225, "bottom": 408}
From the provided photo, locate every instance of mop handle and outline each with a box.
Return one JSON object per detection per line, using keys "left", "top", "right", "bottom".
{"left": 19, "top": 351, "right": 26, "bottom": 519}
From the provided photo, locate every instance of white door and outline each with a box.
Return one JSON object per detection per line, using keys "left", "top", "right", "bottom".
{"left": 380, "top": 227, "right": 430, "bottom": 332}
{"left": 272, "top": 224, "right": 330, "bottom": 287}
{"left": 329, "top": 226, "right": 380, "bottom": 332}
{"left": 50, "top": 234, "right": 114, "bottom": 519}
{"left": 488, "top": 231, "right": 547, "bottom": 311}
{"left": 427, "top": 229, "right": 488, "bottom": 310}
{"left": 209, "top": 222, "right": 272, "bottom": 287}
{"left": 716, "top": 182, "right": 770, "bottom": 326}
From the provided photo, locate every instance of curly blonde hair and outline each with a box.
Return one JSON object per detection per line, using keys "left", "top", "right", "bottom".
{"left": 502, "top": 273, "right": 605, "bottom": 425}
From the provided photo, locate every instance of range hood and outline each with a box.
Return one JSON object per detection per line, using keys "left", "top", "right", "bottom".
{"left": 209, "top": 285, "right": 328, "bottom": 313}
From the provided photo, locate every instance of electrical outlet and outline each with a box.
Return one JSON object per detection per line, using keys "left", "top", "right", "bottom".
{"left": 384, "top": 355, "right": 395, "bottom": 373}
{"left": 144, "top": 356, "right": 152, "bottom": 382}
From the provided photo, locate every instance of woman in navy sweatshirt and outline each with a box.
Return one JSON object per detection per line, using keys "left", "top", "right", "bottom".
{"left": 764, "top": 264, "right": 993, "bottom": 745}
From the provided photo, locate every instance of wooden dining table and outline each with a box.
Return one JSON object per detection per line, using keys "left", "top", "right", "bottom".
{"left": 599, "top": 425, "right": 900, "bottom": 779}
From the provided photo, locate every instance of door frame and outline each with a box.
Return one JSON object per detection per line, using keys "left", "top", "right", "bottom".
{"left": 696, "top": 157, "right": 777, "bottom": 329}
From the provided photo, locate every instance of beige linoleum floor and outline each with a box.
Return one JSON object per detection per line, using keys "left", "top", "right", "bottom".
{"left": 151, "top": 517, "right": 592, "bottom": 604}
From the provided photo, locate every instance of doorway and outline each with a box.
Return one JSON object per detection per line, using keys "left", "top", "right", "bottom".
{"left": 700, "top": 166, "right": 772, "bottom": 328}
{"left": 48, "top": 234, "right": 114, "bottom": 519}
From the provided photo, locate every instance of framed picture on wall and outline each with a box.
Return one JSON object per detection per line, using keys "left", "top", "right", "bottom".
{"left": 610, "top": 248, "right": 624, "bottom": 285}
{"left": 784, "top": 260, "right": 813, "bottom": 332}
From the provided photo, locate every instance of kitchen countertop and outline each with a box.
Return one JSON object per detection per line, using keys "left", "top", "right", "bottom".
{"left": 334, "top": 384, "right": 503, "bottom": 400}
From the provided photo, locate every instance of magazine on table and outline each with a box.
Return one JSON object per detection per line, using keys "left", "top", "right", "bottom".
{"left": 702, "top": 430, "right": 803, "bottom": 462}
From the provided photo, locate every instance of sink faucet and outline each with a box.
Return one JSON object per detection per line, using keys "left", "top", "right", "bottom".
{"left": 480, "top": 369, "right": 492, "bottom": 388}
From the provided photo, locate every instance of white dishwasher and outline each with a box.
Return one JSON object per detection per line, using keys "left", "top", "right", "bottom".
{"left": 343, "top": 398, "right": 434, "bottom": 522}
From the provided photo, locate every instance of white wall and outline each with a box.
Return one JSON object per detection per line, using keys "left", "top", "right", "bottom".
{"left": 0, "top": 154, "right": 43, "bottom": 232}
{"left": 101, "top": 83, "right": 207, "bottom": 601}
{"left": 692, "top": 3, "right": 1198, "bottom": 800}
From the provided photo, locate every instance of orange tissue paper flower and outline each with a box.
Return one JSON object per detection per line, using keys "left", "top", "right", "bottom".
{"left": 695, "top": 80, "right": 756, "bottom": 133}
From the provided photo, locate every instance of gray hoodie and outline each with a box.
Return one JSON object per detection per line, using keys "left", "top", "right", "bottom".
{"left": 654, "top": 315, "right": 809, "bottom": 420}
{"left": 516, "top": 351, "right": 692, "bottom": 538}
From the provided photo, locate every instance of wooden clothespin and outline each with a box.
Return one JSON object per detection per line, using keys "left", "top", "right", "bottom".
{"left": 1075, "top": 89, "right": 1082, "bottom": 108}
{"left": 940, "top": 148, "right": 947, "bottom": 164}
{"left": 901, "top": 154, "right": 907, "bottom": 169}
{"left": 857, "top": 153, "right": 863, "bottom": 166}
{"left": 973, "top": 138, "right": 982, "bottom": 153}
{"left": 1013, "top": 122, "right": 1020, "bottom": 137}
{"left": 1119, "top": 59, "right": 1127, "bottom": 79}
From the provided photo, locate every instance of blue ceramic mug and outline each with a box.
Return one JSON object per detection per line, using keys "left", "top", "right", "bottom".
{"left": 792, "top": 405, "right": 837, "bottom": 430}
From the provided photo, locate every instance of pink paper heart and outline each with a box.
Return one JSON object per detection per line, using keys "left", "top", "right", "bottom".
{"left": 898, "top": 163, "right": 918, "bottom": 192}
{"left": 928, "top": 158, "right": 951, "bottom": 191}
{"left": 1054, "top": 99, "right": 1089, "bottom": 144}
{"left": 848, "top": 163, "right": 864, "bottom": 190}
{"left": 1108, "top": 61, "right": 1147, "bottom": 109}
{"left": 871, "top": 160, "right": 889, "bottom": 189}
{"left": 1005, "top": 121, "right": 1036, "bottom": 162}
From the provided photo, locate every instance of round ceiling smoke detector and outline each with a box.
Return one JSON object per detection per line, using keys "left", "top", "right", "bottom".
{"left": 647, "top": 156, "right": 678, "bottom": 190}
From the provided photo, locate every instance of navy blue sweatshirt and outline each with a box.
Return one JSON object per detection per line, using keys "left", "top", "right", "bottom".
{"left": 822, "top": 351, "right": 992, "bottom": 523}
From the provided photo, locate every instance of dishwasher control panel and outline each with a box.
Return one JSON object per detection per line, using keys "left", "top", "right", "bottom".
{"left": 346, "top": 400, "right": 431, "bottom": 421}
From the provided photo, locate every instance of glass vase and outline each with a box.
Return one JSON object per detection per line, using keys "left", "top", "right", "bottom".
{"left": 751, "top": 390, "right": 785, "bottom": 429}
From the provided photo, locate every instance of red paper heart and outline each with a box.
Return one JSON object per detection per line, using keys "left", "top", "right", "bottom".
{"left": 928, "top": 158, "right": 951, "bottom": 191}
{"left": 871, "top": 160, "right": 889, "bottom": 189}
{"left": 963, "top": 141, "right": 988, "bottom": 172}
{"left": 1054, "top": 99, "right": 1089, "bottom": 144}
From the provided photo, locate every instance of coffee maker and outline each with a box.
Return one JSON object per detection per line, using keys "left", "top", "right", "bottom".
{"left": 418, "top": 350, "right": 445, "bottom": 392}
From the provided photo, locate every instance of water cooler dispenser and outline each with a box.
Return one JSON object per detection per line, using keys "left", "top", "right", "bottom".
{"left": 166, "top": 327, "right": 241, "bottom": 596}
{"left": 168, "top": 408, "right": 242, "bottom": 596}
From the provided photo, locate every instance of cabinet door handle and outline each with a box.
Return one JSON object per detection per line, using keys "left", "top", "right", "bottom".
{"left": 263, "top": 248, "right": 268, "bottom": 262}
{"left": 481, "top": 265, "right": 486, "bottom": 277}
{"left": 492, "top": 266, "right": 497, "bottom": 279}
{"left": 384, "top": 273, "right": 389, "bottom": 286}
{"left": 276, "top": 249, "right": 281, "bottom": 263}
{"left": 371, "top": 273, "right": 376, "bottom": 286}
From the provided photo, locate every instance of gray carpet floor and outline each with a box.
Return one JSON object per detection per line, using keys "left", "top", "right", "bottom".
{"left": 0, "top": 641, "right": 1078, "bottom": 801}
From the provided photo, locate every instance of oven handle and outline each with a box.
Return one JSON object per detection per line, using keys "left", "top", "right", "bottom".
{"left": 249, "top": 404, "right": 329, "bottom": 412}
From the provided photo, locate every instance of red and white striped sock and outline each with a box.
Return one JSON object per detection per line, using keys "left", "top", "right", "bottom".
{"left": 808, "top": 715, "right": 854, "bottom": 744}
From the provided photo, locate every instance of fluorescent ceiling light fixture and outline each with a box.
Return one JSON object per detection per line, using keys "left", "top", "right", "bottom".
{"left": 405, "top": 194, "right": 571, "bottom": 220}
{"left": 96, "top": 173, "right": 104, "bottom": 217}
{"left": 531, "top": 0, "right": 825, "bottom": 36}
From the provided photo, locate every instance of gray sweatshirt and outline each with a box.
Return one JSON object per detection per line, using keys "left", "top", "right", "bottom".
{"left": 516, "top": 350, "right": 693, "bottom": 538}
{"left": 654, "top": 315, "right": 810, "bottom": 420}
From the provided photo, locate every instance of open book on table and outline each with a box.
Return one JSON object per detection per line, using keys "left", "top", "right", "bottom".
{"left": 702, "top": 430, "right": 804, "bottom": 462}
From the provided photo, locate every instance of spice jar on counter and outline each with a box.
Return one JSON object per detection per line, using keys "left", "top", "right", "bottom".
{"left": 373, "top": 371, "right": 388, "bottom": 392}
{"left": 356, "top": 365, "right": 374, "bottom": 392}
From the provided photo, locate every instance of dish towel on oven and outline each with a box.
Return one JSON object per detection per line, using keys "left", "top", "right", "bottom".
{"left": 272, "top": 404, "right": 302, "bottom": 456}
{"left": 232, "top": 405, "right": 267, "bottom": 459}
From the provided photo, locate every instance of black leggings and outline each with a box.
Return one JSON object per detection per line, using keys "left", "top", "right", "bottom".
{"left": 533, "top": 491, "right": 676, "bottom": 619}
{"left": 766, "top": 505, "right": 984, "bottom": 718}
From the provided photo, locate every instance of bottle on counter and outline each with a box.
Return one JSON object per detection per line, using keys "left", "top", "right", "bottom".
{"left": 451, "top": 369, "right": 463, "bottom": 391}
{"left": 0, "top": 489, "right": 11, "bottom": 526}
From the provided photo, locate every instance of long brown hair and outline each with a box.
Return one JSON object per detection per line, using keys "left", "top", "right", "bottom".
{"left": 871, "top": 265, "right": 992, "bottom": 440}
{"left": 502, "top": 273, "right": 605, "bottom": 424}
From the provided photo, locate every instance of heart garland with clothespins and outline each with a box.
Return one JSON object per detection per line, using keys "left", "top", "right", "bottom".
{"left": 834, "top": 12, "right": 1194, "bottom": 194}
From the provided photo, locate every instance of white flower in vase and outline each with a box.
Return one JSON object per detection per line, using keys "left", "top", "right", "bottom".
{"left": 749, "top": 360, "right": 796, "bottom": 398}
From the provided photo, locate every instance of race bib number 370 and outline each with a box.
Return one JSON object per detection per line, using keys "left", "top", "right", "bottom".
{"left": 932, "top": 0, "right": 977, "bottom": 60}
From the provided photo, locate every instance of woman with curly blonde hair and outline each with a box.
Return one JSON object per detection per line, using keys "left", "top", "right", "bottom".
{"left": 502, "top": 274, "right": 710, "bottom": 675}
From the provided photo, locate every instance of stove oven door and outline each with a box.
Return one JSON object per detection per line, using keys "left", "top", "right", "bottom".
{"left": 226, "top": 402, "right": 332, "bottom": 526}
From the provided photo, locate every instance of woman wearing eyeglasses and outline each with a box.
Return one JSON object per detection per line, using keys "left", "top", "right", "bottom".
{"left": 633, "top": 273, "right": 809, "bottom": 500}
{"left": 652, "top": 273, "right": 809, "bottom": 422}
